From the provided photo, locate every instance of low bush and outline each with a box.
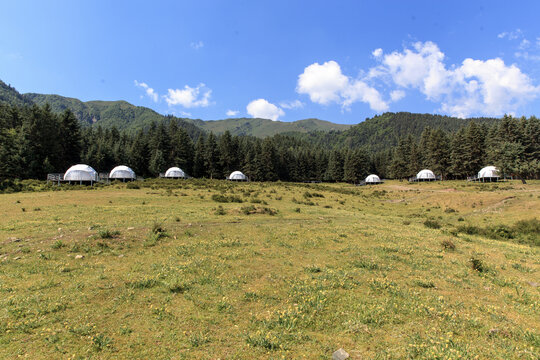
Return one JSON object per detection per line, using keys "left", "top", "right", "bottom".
{"left": 424, "top": 219, "right": 441, "bottom": 229}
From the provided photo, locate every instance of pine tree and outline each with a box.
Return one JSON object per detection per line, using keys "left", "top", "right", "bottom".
{"left": 58, "top": 109, "right": 82, "bottom": 169}
{"left": 170, "top": 127, "right": 194, "bottom": 175}
{"left": 204, "top": 133, "right": 222, "bottom": 179}
{"left": 149, "top": 149, "right": 166, "bottom": 176}
{"left": 449, "top": 128, "right": 468, "bottom": 179}
{"left": 325, "top": 149, "right": 344, "bottom": 182}
{"left": 193, "top": 136, "right": 206, "bottom": 178}
{"left": 129, "top": 130, "right": 148, "bottom": 176}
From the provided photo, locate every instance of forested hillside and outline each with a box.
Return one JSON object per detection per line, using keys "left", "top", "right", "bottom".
{"left": 293, "top": 112, "right": 500, "bottom": 152}
{"left": 0, "top": 82, "right": 349, "bottom": 136}
{"left": 1, "top": 102, "right": 538, "bottom": 184}
{"left": 186, "top": 117, "right": 351, "bottom": 137}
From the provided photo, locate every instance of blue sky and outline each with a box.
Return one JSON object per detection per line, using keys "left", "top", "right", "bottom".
{"left": 1, "top": 1, "right": 540, "bottom": 124}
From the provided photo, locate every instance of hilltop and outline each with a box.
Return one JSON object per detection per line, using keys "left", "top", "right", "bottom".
{"left": 1, "top": 79, "right": 500, "bottom": 148}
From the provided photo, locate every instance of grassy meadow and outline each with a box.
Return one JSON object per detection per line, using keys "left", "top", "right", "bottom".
{"left": 0, "top": 179, "right": 538, "bottom": 359}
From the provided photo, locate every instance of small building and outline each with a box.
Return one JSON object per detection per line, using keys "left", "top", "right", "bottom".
{"left": 63, "top": 164, "right": 99, "bottom": 185}
{"left": 164, "top": 167, "right": 186, "bottom": 179}
{"left": 109, "top": 165, "right": 136, "bottom": 182}
{"left": 477, "top": 166, "right": 500, "bottom": 182}
{"left": 365, "top": 174, "right": 382, "bottom": 184}
{"left": 228, "top": 171, "right": 248, "bottom": 181}
{"left": 410, "top": 169, "right": 438, "bottom": 182}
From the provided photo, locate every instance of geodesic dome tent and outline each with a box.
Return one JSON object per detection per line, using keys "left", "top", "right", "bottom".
{"left": 63, "top": 164, "right": 98, "bottom": 183}
{"left": 228, "top": 171, "right": 248, "bottom": 181}
{"left": 164, "top": 167, "right": 186, "bottom": 178}
{"left": 109, "top": 165, "right": 136, "bottom": 181}
{"left": 365, "top": 174, "right": 382, "bottom": 184}
{"left": 416, "top": 169, "right": 436, "bottom": 181}
{"left": 478, "top": 166, "right": 500, "bottom": 181}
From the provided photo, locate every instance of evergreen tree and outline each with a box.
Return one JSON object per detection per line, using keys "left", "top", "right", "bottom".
{"left": 149, "top": 149, "right": 166, "bottom": 176}
{"left": 325, "top": 149, "right": 344, "bottom": 182}
{"left": 58, "top": 109, "right": 82, "bottom": 169}
{"left": 204, "top": 133, "right": 222, "bottom": 178}
{"left": 170, "top": 127, "right": 194, "bottom": 175}
{"left": 193, "top": 136, "right": 206, "bottom": 178}
{"left": 129, "top": 130, "right": 148, "bottom": 176}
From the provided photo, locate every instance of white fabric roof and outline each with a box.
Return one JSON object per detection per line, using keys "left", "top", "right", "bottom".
{"left": 109, "top": 165, "right": 136, "bottom": 179}
{"left": 228, "top": 171, "right": 247, "bottom": 180}
{"left": 64, "top": 164, "right": 98, "bottom": 181}
{"left": 416, "top": 169, "right": 436, "bottom": 179}
{"left": 165, "top": 167, "right": 186, "bottom": 178}
{"left": 478, "top": 166, "right": 499, "bottom": 178}
{"left": 365, "top": 174, "right": 381, "bottom": 183}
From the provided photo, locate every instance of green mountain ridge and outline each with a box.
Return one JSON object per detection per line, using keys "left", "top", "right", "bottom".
{"left": 0, "top": 79, "right": 501, "bottom": 149}
{"left": 184, "top": 117, "right": 351, "bottom": 137}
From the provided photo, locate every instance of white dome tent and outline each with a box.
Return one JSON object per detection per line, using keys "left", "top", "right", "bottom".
{"left": 164, "top": 167, "right": 186, "bottom": 179}
{"left": 365, "top": 174, "right": 382, "bottom": 184}
{"left": 477, "top": 166, "right": 500, "bottom": 182}
{"left": 410, "top": 169, "right": 438, "bottom": 182}
{"left": 63, "top": 164, "right": 99, "bottom": 184}
{"left": 228, "top": 171, "right": 248, "bottom": 181}
{"left": 109, "top": 165, "right": 136, "bottom": 182}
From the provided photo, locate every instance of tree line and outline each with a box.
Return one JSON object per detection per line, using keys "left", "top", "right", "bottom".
{"left": 1, "top": 103, "right": 539, "bottom": 182}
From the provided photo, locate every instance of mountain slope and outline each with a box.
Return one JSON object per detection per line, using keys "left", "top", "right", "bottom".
{"left": 293, "top": 112, "right": 500, "bottom": 152}
{"left": 185, "top": 117, "right": 351, "bottom": 137}
{"left": 0, "top": 80, "right": 34, "bottom": 108}
{"left": 19, "top": 92, "right": 351, "bottom": 137}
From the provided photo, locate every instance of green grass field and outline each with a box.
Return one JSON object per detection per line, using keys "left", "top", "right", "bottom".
{"left": 0, "top": 180, "right": 538, "bottom": 359}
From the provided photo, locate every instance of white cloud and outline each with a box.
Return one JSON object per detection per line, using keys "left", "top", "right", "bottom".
{"left": 246, "top": 99, "right": 284, "bottom": 121}
{"left": 279, "top": 100, "right": 304, "bottom": 109}
{"left": 226, "top": 110, "right": 239, "bottom": 117}
{"left": 190, "top": 41, "right": 204, "bottom": 50}
{"left": 164, "top": 83, "right": 212, "bottom": 108}
{"left": 370, "top": 41, "right": 539, "bottom": 117}
{"left": 498, "top": 29, "right": 522, "bottom": 40}
{"left": 296, "top": 60, "right": 388, "bottom": 111}
{"left": 519, "top": 39, "right": 531, "bottom": 50}
{"left": 134, "top": 80, "right": 158, "bottom": 102}
{"left": 390, "top": 90, "right": 405, "bottom": 102}
{"left": 297, "top": 61, "right": 348, "bottom": 105}
{"left": 372, "top": 48, "right": 383, "bottom": 58}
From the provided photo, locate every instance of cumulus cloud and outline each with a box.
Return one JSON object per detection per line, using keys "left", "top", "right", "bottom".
{"left": 134, "top": 80, "right": 158, "bottom": 102}
{"left": 226, "top": 110, "right": 239, "bottom": 117}
{"left": 370, "top": 41, "right": 539, "bottom": 117}
{"left": 164, "top": 83, "right": 212, "bottom": 108}
{"left": 297, "top": 60, "right": 388, "bottom": 111}
{"left": 390, "top": 90, "right": 405, "bottom": 102}
{"left": 246, "top": 99, "right": 284, "bottom": 121}
{"left": 372, "top": 48, "right": 383, "bottom": 58}
{"left": 279, "top": 100, "right": 304, "bottom": 109}
{"left": 190, "top": 41, "right": 204, "bottom": 50}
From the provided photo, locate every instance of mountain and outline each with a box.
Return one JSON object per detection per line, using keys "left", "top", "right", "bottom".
{"left": 291, "top": 112, "right": 500, "bottom": 152}
{"left": 184, "top": 117, "right": 351, "bottom": 137}
{"left": 0, "top": 80, "right": 34, "bottom": 108}
{"left": 1, "top": 79, "right": 500, "bottom": 146}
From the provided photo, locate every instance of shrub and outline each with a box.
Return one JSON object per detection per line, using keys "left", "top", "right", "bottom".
{"left": 214, "top": 206, "right": 226, "bottom": 215}
{"left": 423, "top": 219, "right": 441, "bottom": 229}
{"left": 470, "top": 257, "right": 487, "bottom": 273}
{"left": 241, "top": 205, "right": 277, "bottom": 215}
{"left": 98, "top": 229, "right": 120, "bottom": 239}
{"left": 212, "top": 194, "right": 243, "bottom": 203}
{"left": 414, "top": 280, "right": 435, "bottom": 288}
{"left": 513, "top": 218, "right": 540, "bottom": 235}
{"left": 126, "top": 182, "right": 140, "bottom": 189}
{"left": 441, "top": 239, "right": 456, "bottom": 251}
